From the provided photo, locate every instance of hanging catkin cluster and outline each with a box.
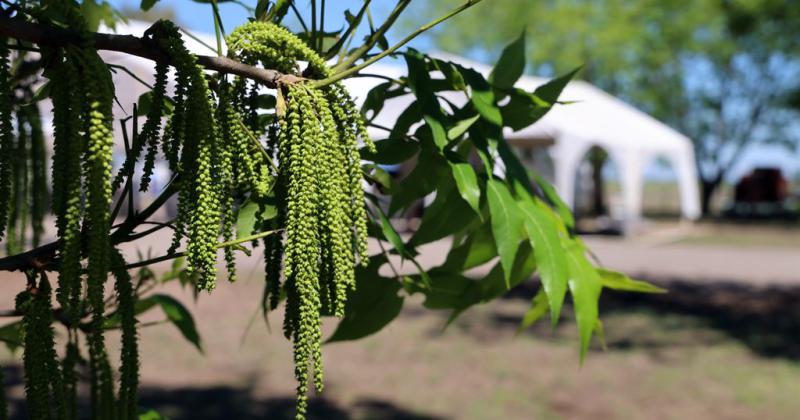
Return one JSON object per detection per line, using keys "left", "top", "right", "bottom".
{"left": 17, "top": 1, "right": 138, "bottom": 419}
{"left": 0, "top": 43, "right": 48, "bottom": 255}
{"left": 126, "top": 20, "right": 274, "bottom": 290}
{"left": 0, "top": 13, "right": 374, "bottom": 420}
{"left": 227, "top": 21, "right": 375, "bottom": 418}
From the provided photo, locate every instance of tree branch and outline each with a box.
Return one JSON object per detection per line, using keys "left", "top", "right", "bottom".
{"left": 0, "top": 16, "right": 287, "bottom": 88}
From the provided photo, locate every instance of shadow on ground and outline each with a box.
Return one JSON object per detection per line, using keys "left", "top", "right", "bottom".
{"left": 494, "top": 277, "right": 800, "bottom": 360}
{"left": 0, "top": 365, "right": 443, "bottom": 420}
{"left": 138, "top": 386, "right": 444, "bottom": 420}
{"left": 603, "top": 278, "right": 800, "bottom": 360}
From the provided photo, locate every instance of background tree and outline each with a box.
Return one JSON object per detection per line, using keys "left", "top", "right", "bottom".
{"left": 0, "top": 1, "right": 661, "bottom": 418}
{"left": 417, "top": 0, "right": 800, "bottom": 215}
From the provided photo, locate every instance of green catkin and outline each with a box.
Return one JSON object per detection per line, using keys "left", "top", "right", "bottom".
{"left": 26, "top": 104, "right": 47, "bottom": 247}
{"left": 6, "top": 111, "right": 28, "bottom": 256}
{"left": 226, "top": 22, "right": 374, "bottom": 418}
{"left": 78, "top": 45, "right": 117, "bottom": 420}
{"left": 216, "top": 84, "right": 238, "bottom": 282}
{"left": 49, "top": 52, "right": 85, "bottom": 323}
{"left": 0, "top": 362, "right": 6, "bottom": 420}
{"left": 148, "top": 21, "right": 224, "bottom": 289}
{"left": 0, "top": 40, "right": 12, "bottom": 241}
{"left": 62, "top": 335, "right": 79, "bottom": 420}
{"left": 19, "top": 273, "right": 67, "bottom": 420}
{"left": 7, "top": 16, "right": 372, "bottom": 420}
{"left": 112, "top": 60, "right": 168, "bottom": 193}
{"left": 111, "top": 250, "right": 139, "bottom": 420}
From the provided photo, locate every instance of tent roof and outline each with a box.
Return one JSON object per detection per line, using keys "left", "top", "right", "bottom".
{"left": 104, "top": 22, "right": 693, "bottom": 157}
{"left": 343, "top": 52, "right": 694, "bottom": 157}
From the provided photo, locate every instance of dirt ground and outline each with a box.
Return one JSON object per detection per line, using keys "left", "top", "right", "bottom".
{"left": 0, "top": 223, "right": 799, "bottom": 419}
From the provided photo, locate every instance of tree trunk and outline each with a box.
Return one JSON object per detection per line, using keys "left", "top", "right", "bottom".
{"left": 700, "top": 176, "right": 723, "bottom": 217}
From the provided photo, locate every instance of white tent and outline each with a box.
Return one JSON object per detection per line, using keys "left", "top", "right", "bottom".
{"left": 98, "top": 22, "right": 701, "bottom": 223}
{"left": 342, "top": 54, "right": 702, "bottom": 223}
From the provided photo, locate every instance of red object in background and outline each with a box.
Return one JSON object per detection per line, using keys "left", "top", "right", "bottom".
{"left": 733, "top": 167, "right": 789, "bottom": 204}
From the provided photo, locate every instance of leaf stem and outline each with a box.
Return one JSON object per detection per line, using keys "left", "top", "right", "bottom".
{"left": 121, "top": 229, "right": 281, "bottom": 271}
{"left": 315, "top": 0, "right": 484, "bottom": 88}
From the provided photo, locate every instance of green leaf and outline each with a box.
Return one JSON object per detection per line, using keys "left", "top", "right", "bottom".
{"left": 486, "top": 178, "right": 525, "bottom": 287}
{"left": 447, "top": 114, "right": 480, "bottom": 140}
{"left": 140, "top": 0, "right": 159, "bottom": 11}
{"left": 255, "top": 0, "right": 269, "bottom": 20}
{"left": 148, "top": 294, "right": 203, "bottom": 353}
{"left": 438, "top": 222, "right": 496, "bottom": 272}
{"left": 160, "top": 257, "right": 185, "bottom": 283}
{"left": 405, "top": 51, "right": 449, "bottom": 149}
{"left": 409, "top": 180, "right": 477, "bottom": 246}
{"left": 500, "top": 88, "right": 551, "bottom": 131}
{"left": 461, "top": 68, "right": 503, "bottom": 126}
{"left": 448, "top": 160, "right": 481, "bottom": 216}
{"left": 533, "top": 173, "right": 575, "bottom": 231}
{"left": 388, "top": 148, "right": 448, "bottom": 215}
{"left": 497, "top": 136, "right": 533, "bottom": 193}
{"left": 0, "top": 321, "right": 24, "bottom": 352}
{"left": 597, "top": 269, "right": 666, "bottom": 293}
{"left": 359, "top": 137, "right": 419, "bottom": 165}
{"left": 490, "top": 29, "right": 527, "bottom": 90}
{"left": 518, "top": 196, "right": 569, "bottom": 325}
{"left": 500, "top": 67, "right": 579, "bottom": 131}
{"left": 534, "top": 66, "right": 581, "bottom": 104}
{"left": 389, "top": 102, "right": 422, "bottom": 140}
{"left": 443, "top": 242, "right": 536, "bottom": 325}
{"left": 361, "top": 82, "right": 392, "bottom": 121}
{"left": 236, "top": 198, "right": 277, "bottom": 239}
{"left": 565, "top": 242, "right": 602, "bottom": 363}
{"left": 431, "top": 59, "right": 467, "bottom": 91}
{"left": 267, "top": 0, "right": 291, "bottom": 22}
{"left": 408, "top": 271, "right": 476, "bottom": 310}
{"left": 137, "top": 90, "right": 174, "bottom": 116}
{"left": 375, "top": 206, "right": 405, "bottom": 256}
{"left": 327, "top": 258, "right": 404, "bottom": 343}
{"left": 516, "top": 288, "right": 548, "bottom": 335}
{"left": 32, "top": 81, "right": 51, "bottom": 102}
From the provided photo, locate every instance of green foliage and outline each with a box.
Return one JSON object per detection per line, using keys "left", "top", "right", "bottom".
{"left": 418, "top": 0, "right": 800, "bottom": 213}
{"left": 0, "top": 2, "right": 653, "bottom": 419}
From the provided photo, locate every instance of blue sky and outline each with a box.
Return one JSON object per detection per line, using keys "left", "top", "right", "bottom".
{"left": 107, "top": 0, "right": 800, "bottom": 184}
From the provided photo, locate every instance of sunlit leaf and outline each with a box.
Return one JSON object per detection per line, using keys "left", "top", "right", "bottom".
{"left": 374, "top": 205, "right": 405, "bottom": 256}
{"left": 236, "top": 198, "right": 277, "bottom": 239}
{"left": 518, "top": 196, "right": 569, "bottom": 325}
{"left": 447, "top": 114, "right": 480, "bottom": 140}
{"left": 565, "top": 242, "right": 602, "bottom": 363}
{"left": 516, "top": 288, "right": 548, "bottom": 335}
{"left": 448, "top": 159, "right": 482, "bottom": 216}
{"left": 597, "top": 269, "right": 666, "bottom": 293}
{"left": 486, "top": 178, "right": 525, "bottom": 287}
{"left": 533, "top": 173, "right": 575, "bottom": 231}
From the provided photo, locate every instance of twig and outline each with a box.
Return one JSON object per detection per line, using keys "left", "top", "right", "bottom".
{"left": 316, "top": 0, "right": 483, "bottom": 88}
{"left": 120, "top": 228, "right": 281, "bottom": 271}
{"left": 0, "top": 16, "right": 287, "bottom": 88}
